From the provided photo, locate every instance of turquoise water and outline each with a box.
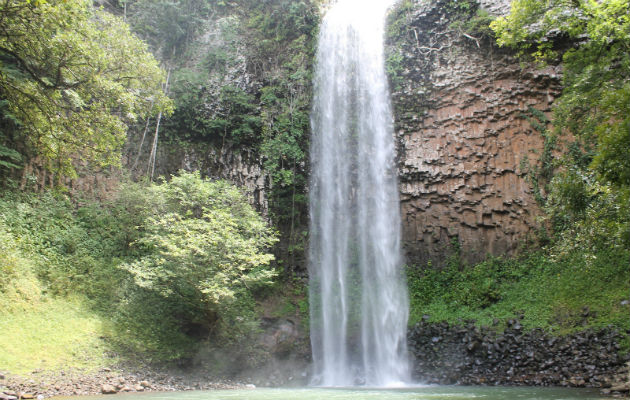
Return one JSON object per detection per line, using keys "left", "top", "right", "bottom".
{"left": 57, "top": 387, "right": 606, "bottom": 400}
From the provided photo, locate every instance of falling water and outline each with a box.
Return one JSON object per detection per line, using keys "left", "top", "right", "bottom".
{"left": 308, "top": 0, "right": 409, "bottom": 387}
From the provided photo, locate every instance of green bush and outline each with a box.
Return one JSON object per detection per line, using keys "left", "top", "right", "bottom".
{"left": 119, "top": 171, "right": 278, "bottom": 349}
{"left": 0, "top": 171, "right": 278, "bottom": 364}
{"left": 407, "top": 247, "right": 629, "bottom": 336}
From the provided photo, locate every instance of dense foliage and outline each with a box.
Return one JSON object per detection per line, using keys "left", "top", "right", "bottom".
{"left": 124, "top": 0, "right": 318, "bottom": 228}
{"left": 492, "top": 0, "right": 629, "bottom": 187}
{"left": 407, "top": 246, "right": 629, "bottom": 343}
{"left": 0, "top": 0, "right": 172, "bottom": 179}
{"left": 0, "top": 172, "right": 278, "bottom": 364}
{"left": 120, "top": 172, "right": 278, "bottom": 348}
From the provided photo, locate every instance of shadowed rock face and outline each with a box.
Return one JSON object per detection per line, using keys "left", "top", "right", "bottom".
{"left": 408, "top": 319, "right": 630, "bottom": 390}
{"left": 388, "top": 0, "right": 562, "bottom": 267}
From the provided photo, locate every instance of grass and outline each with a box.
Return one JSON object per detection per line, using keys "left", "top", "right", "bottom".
{"left": 0, "top": 298, "right": 114, "bottom": 375}
{"left": 407, "top": 248, "right": 630, "bottom": 340}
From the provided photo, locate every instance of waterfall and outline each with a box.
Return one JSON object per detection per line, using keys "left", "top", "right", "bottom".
{"left": 308, "top": 0, "right": 409, "bottom": 387}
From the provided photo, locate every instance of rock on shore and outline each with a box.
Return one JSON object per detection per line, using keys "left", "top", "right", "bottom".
{"left": 0, "top": 367, "right": 247, "bottom": 398}
{"left": 409, "top": 318, "right": 630, "bottom": 396}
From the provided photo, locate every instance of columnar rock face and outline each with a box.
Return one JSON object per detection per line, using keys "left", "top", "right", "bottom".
{"left": 128, "top": 15, "right": 269, "bottom": 215}
{"left": 387, "top": 0, "right": 562, "bottom": 266}
{"left": 148, "top": 143, "right": 269, "bottom": 215}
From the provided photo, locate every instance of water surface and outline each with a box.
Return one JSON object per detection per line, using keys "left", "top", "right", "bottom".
{"left": 57, "top": 387, "right": 606, "bottom": 400}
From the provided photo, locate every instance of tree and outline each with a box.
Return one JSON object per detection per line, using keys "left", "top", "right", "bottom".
{"left": 491, "top": 0, "right": 630, "bottom": 256}
{"left": 491, "top": 0, "right": 630, "bottom": 186}
{"left": 120, "top": 171, "right": 278, "bottom": 341}
{"left": 0, "top": 0, "right": 172, "bottom": 179}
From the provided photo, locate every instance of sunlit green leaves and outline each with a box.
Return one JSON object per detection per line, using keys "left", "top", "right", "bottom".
{"left": 120, "top": 171, "right": 278, "bottom": 338}
{"left": 491, "top": 0, "right": 630, "bottom": 185}
{"left": 0, "top": 0, "right": 172, "bottom": 178}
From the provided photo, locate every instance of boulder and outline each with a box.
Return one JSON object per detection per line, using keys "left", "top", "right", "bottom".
{"left": 100, "top": 384, "right": 117, "bottom": 395}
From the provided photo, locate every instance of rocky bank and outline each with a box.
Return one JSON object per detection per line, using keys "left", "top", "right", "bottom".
{"left": 0, "top": 367, "right": 249, "bottom": 399}
{"left": 409, "top": 318, "right": 630, "bottom": 396}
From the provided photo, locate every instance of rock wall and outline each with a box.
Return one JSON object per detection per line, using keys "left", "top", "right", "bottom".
{"left": 388, "top": 0, "right": 562, "bottom": 266}
{"left": 124, "top": 13, "right": 270, "bottom": 215}
{"left": 130, "top": 142, "right": 269, "bottom": 215}
{"left": 408, "top": 319, "right": 630, "bottom": 394}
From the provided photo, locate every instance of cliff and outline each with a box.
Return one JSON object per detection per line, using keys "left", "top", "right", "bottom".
{"left": 387, "top": 0, "right": 562, "bottom": 267}
{"left": 145, "top": 0, "right": 563, "bottom": 269}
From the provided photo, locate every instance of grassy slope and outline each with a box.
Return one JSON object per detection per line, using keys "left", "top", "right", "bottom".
{"left": 408, "top": 249, "right": 630, "bottom": 347}
{"left": 0, "top": 299, "right": 113, "bottom": 375}
{"left": 1, "top": 202, "right": 114, "bottom": 375}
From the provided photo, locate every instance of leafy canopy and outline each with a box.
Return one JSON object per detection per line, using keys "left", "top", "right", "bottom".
{"left": 491, "top": 0, "right": 630, "bottom": 186}
{"left": 120, "top": 171, "right": 278, "bottom": 337}
{"left": 0, "top": 0, "right": 173, "bottom": 177}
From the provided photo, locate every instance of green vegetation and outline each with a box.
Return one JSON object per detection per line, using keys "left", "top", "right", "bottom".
{"left": 117, "top": 0, "right": 320, "bottom": 271}
{"left": 408, "top": 247, "right": 629, "bottom": 336}
{"left": 492, "top": 0, "right": 630, "bottom": 300}
{"left": 135, "top": 0, "right": 317, "bottom": 215}
{"left": 0, "top": 0, "right": 172, "bottom": 179}
{"left": 119, "top": 172, "right": 278, "bottom": 351}
{"left": 0, "top": 172, "right": 279, "bottom": 370}
{"left": 491, "top": 0, "right": 630, "bottom": 190}
{"left": 1, "top": 0, "right": 312, "bottom": 376}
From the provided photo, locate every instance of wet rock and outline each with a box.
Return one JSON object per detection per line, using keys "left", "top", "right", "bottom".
{"left": 611, "top": 384, "right": 630, "bottom": 393}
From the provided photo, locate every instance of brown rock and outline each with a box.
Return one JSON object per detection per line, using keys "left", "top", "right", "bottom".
{"left": 389, "top": 0, "right": 561, "bottom": 267}
{"left": 139, "top": 381, "right": 150, "bottom": 388}
{"left": 133, "top": 385, "right": 144, "bottom": 392}
{"left": 101, "top": 384, "right": 117, "bottom": 395}
{"left": 611, "top": 384, "right": 630, "bottom": 393}
{"left": 19, "top": 394, "right": 34, "bottom": 399}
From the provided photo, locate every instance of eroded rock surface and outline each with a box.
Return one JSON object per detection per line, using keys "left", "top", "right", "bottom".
{"left": 388, "top": 0, "right": 562, "bottom": 266}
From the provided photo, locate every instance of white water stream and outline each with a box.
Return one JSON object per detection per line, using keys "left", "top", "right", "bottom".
{"left": 308, "top": 0, "right": 409, "bottom": 387}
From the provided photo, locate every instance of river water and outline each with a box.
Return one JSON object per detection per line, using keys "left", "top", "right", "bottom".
{"left": 56, "top": 387, "right": 606, "bottom": 400}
